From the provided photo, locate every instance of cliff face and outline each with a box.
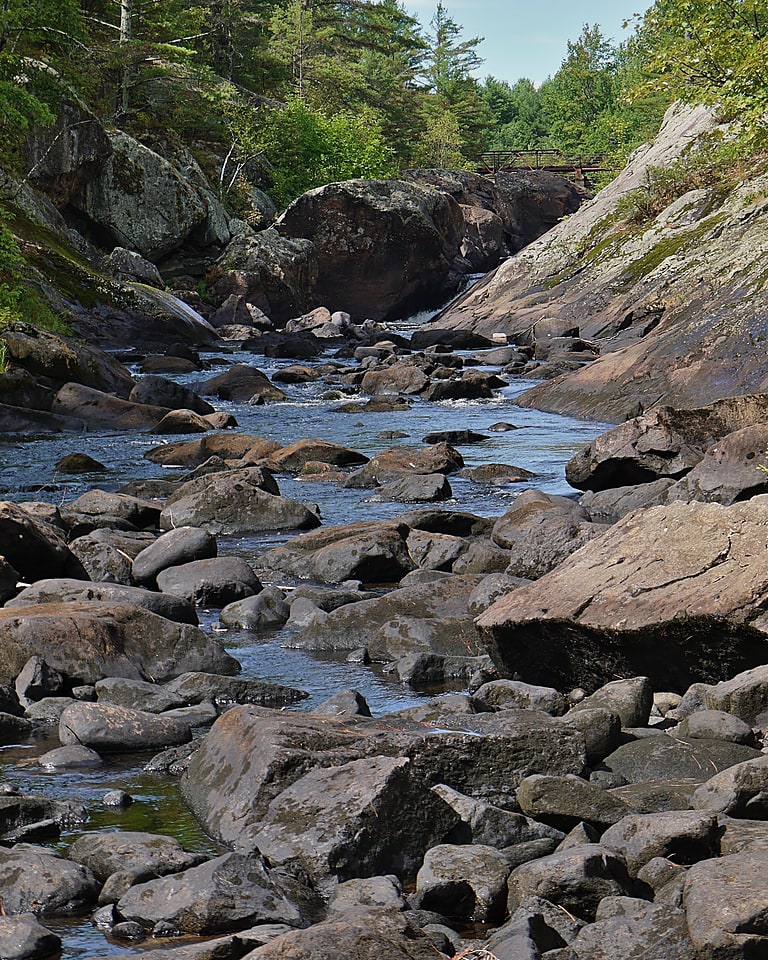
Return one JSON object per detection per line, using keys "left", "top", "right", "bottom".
{"left": 435, "top": 104, "right": 768, "bottom": 423}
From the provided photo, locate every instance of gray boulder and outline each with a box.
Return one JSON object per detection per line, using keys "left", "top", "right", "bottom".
{"left": 95, "top": 677, "right": 187, "bottom": 714}
{"left": 413, "top": 843, "right": 511, "bottom": 922}
{"left": 59, "top": 702, "right": 192, "bottom": 752}
{"left": 691, "top": 754, "right": 768, "bottom": 816}
{"left": 115, "top": 850, "right": 322, "bottom": 934}
{"left": 238, "top": 907, "right": 439, "bottom": 960}
{"left": 129, "top": 376, "right": 214, "bottom": 414}
{"left": 132, "top": 527, "right": 217, "bottom": 587}
{"left": 162, "top": 672, "right": 308, "bottom": 709}
{"left": 7, "top": 579, "right": 198, "bottom": 625}
{"left": 0, "top": 914, "right": 62, "bottom": 960}
{"left": 159, "top": 468, "right": 319, "bottom": 535}
{"left": 75, "top": 131, "right": 206, "bottom": 259}
{"left": 600, "top": 810, "right": 720, "bottom": 876}
{"left": 479, "top": 497, "right": 768, "bottom": 692}
{"left": 219, "top": 588, "right": 290, "bottom": 631}
{"left": 0, "top": 501, "right": 85, "bottom": 583}
{"left": 490, "top": 488, "right": 606, "bottom": 579}
{"left": 507, "top": 844, "right": 632, "bottom": 922}
{"left": 516, "top": 774, "right": 631, "bottom": 830}
{"left": 600, "top": 735, "right": 761, "bottom": 785}
{"left": 0, "top": 602, "right": 237, "bottom": 684}
{"left": 52, "top": 383, "right": 171, "bottom": 432}
{"left": 252, "top": 756, "right": 459, "bottom": 888}
{"left": 569, "top": 677, "right": 653, "bottom": 729}
{"left": 683, "top": 851, "right": 768, "bottom": 958}
{"left": 156, "top": 557, "right": 261, "bottom": 607}
{"left": 0, "top": 846, "right": 99, "bottom": 916}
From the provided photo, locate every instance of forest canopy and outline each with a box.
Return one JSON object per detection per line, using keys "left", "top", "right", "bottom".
{"left": 1, "top": 0, "right": 765, "bottom": 209}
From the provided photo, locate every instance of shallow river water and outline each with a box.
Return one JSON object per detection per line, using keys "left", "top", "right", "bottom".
{"left": 0, "top": 323, "right": 608, "bottom": 956}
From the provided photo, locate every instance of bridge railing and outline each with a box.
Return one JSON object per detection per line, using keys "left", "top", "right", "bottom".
{"left": 473, "top": 149, "right": 609, "bottom": 177}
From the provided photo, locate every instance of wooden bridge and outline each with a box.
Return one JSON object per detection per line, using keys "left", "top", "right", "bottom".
{"left": 474, "top": 149, "right": 612, "bottom": 181}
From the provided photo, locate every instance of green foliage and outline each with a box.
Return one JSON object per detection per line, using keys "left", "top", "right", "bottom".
{"left": 615, "top": 136, "right": 767, "bottom": 222}
{"left": 255, "top": 98, "right": 397, "bottom": 208}
{"left": 638, "top": 0, "right": 768, "bottom": 146}
{"left": 481, "top": 77, "right": 548, "bottom": 149}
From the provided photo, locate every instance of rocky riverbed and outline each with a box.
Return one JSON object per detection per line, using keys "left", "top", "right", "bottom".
{"left": 2, "top": 305, "right": 768, "bottom": 960}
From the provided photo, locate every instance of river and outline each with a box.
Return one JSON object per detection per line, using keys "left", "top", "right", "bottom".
{"left": 0, "top": 319, "right": 607, "bottom": 956}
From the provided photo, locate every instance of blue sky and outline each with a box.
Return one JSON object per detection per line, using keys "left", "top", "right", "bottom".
{"left": 405, "top": 1, "right": 649, "bottom": 86}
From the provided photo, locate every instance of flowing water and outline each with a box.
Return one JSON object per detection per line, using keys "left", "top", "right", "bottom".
{"left": 0, "top": 316, "right": 609, "bottom": 956}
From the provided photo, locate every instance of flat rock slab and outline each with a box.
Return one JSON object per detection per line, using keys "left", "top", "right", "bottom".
{"left": 181, "top": 706, "right": 585, "bottom": 849}
{"left": 0, "top": 601, "right": 238, "bottom": 685}
{"left": 479, "top": 497, "right": 768, "bottom": 691}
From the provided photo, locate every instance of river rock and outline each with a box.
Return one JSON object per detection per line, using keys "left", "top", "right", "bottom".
{"left": 344, "top": 442, "right": 463, "bottom": 488}
{"left": 263, "top": 520, "right": 415, "bottom": 584}
{"left": 52, "top": 383, "right": 171, "bottom": 432}
{"left": 516, "top": 774, "right": 632, "bottom": 831}
{"left": 180, "top": 706, "right": 585, "bottom": 848}
{"left": 144, "top": 433, "right": 281, "bottom": 467}
{"left": 265, "top": 438, "right": 368, "bottom": 472}
{"left": 565, "top": 899, "right": 695, "bottom": 960}
{"left": 0, "top": 795, "right": 86, "bottom": 841}
{"left": 291, "top": 574, "right": 485, "bottom": 660}
{"left": 275, "top": 179, "right": 465, "bottom": 322}
{"left": 159, "top": 468, "right": 319, "bottom": 535}
{"left": 0, "top": 914, "right": 62, "bottom": 960}
{"left": 406, "top": 529, "right": 466, "bottom": 571}
{"left": 38, "top": 745, "right": 102, "bottom": 770}
{"left": 115, "top": 850, "right": 322, "bottom": 934}
{"left": 7, "top": 579, "right": 199, "bottom": 625}
{"left": 478, "top": 497, "right": 768, "bottom": 692}
{"left": 683, "top": 851, "right": 768, "bottom": 958}
{"left": 600, "top": 736, "right": 761, "bottom": 785}
{"left": 61, "top": 489, "right": 161, "bottom": 532}
{"left": 69, "top": 529, "right": 154, "bottom": 585}
{"left": 67, "top": 831, "right": 206, "bottom": 892}
{"left": 132, "top": 527, "right": 217, "bottom": 586}
{"left": 163, "top": 672, "right": 307, "bottom": 709}
{"left": 374, "top": 472, "right": 453, "bottom": 503}
{"left": 0, "top": 712, "right": 34, "bottom": 743}
{"left": 14, "top": 656, "right": 66, "bottom": 707}
{"left": 327, "top": 876, "right": 406, "bottom": 914}
{"left": 704, "top": 664, "right": 768, "bottom": 724}
{"left": 94, "top": 677, "right": 187, "bottom": 713}
{"left": 252, "top": 756, "right": 459, "bottom": 888}
{"left": 431, "top": 783, "right": 563, "bottom": 848}
{"left": 0, "top": 846, "right": 100, "bottom": 916}
{"left": 156, "top": 557, "right": 261, "bottom": 607}
{"left": 507, "top": 845, "right": 632, "bottom": 922}
{"left": 197, "top": 364, "right": 286, "bottom": 403}
{"left": 240, "top": 907, "right": 440, "bottom": 960}
{"left": 413, "top": 843, "right": 511, "bottom": 922}
{"left": 128, "top": 376, "right": 214, "bottom": 415}
{"left": 421, "top": 370, "right": 503, "bottom": 402}
{"left": 0, "top": 501, "right": 85, "bottom": 583}
{"left": 676, "top": 709, "right": 756, "bottom": 745}
{"left": 473, "top": 679, "right": 568, "bottom": 716}
{"left": 490, "top": 489, "right": 606, "bottom": 579}
{"left": 565, "top": 394, "right": 768, "bottom": 492}
{"left": 0, "top": 601, "right": 238, "bottom": 685}
{"left": 580, "top": 478, "right": 677, "bottom": 523}
{"left": 360, "top": 361, "right": 430, "bottom": 397}
{"left": 219, "top": 588, "right": 290, "bottom": 630}
{"left": 569, "top": 677, "right": 653, "bottom": 729}
{"left": 600, "top": 810, "right": 719, "bottom": 878}
{"left": 1, "top": 322, "right": 135, "bottom": 397}
{"left": 690, "top": 754, "right": 768, "bottom": 816}
{"left": 561, "top": 708, "right": 622, "bottom": 765}
{"left": 59, "top": 701, "right": 192, "bottom": 751}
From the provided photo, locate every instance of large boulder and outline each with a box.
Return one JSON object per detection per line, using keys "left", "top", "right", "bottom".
{"left": 274, "top": 179, "right": 466, "bottom": 322}
{"left": 566, "top": 394, "right": 768, "bottom": 492}
{"left": 291, "top": 574, "right": 486, "bottom": 660}
{"left": 251, "top": 756, "right": 459, "bottom": 888}
{"left": 52, "top": 383, "right": 171, "bottom": 432}
{"left": 0, "top": 846, "right": 100, "bottom": 917}
{"left": 115, "top": 850, "right": 322, "bottom": 935}
{"left": 23, "top": 96, "right": 112, "bottom": 207}
{"left": 478, "top": 497, "right": 768, "bottom": 692}
{"left": 1, "top": 322, "right": 134, "bottom": 397}
{"left": 159, "top": 468, "right": 320, "bottom": 535}
{"left": 74, "top": 131, "right": 206, "bottom": 259}
{"left": 181, "top": 707, "right": 585, "bottom": 849}
{"left": 0, "top": 602, "right": 238, "bottom": 685}
{"left": 210, "top": 227, "right": 318, "bottom": 322}
{"left": 59, "top": 701, "right": 192, "bottom": 752}
{"left": 0, "top": 502, "right": 85, "bottom": 583}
